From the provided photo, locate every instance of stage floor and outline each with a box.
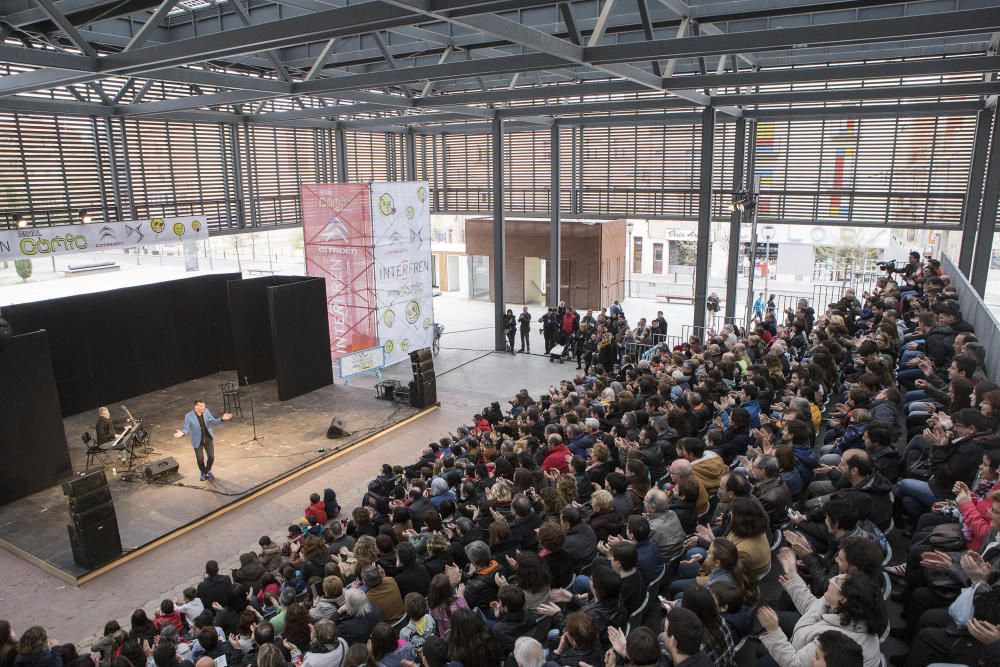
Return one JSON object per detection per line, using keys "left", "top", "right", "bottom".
{"left": 0, "top": 372, "right": 418, "bottom": 582}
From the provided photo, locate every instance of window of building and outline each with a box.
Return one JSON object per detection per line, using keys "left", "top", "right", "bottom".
{"left": 653, "top": 242, "right": 664, "bottom": 274}
{"left": 632, "top": 236, "right": 643, "bottom": 273}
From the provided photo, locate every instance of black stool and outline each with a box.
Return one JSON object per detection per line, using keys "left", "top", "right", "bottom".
{"left": 220, "top": 382, "right": 243, "bottom": 417}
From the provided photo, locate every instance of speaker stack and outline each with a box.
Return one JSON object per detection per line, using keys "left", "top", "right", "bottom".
{"left": 61, "top": 470, "right": 122, "bottom": 570}
{"left": 408, "top": 348, "right": 437, "bottom": 409}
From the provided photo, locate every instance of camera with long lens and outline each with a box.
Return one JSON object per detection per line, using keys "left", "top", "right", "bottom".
{"left": 876, "top": 259, "right": 898, "bottom": 273}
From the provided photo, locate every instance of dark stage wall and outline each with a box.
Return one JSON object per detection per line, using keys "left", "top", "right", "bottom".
{"left": 4, "top": 274, "right": 239, "bottom": 417}
{"left": 0, "top": 331, "right": 72, "bottom": 504}
{"left": 228, "top": 276, "right": 278, "bottom": 385}
{"left": 269, "top": 277, "right": 333, "bottom": 401}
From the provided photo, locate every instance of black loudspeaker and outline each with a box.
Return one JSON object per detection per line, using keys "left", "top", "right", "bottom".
{"left": 0, "top": 314, "right": 11, "bottom": 353}
{"left": 71, "top": 501, "right": 116, "bottom": 532}
{"left": 143, "top": 456, "right": 180, "bottom": 481}
{"left": 411, "top": 358, "right": 435, "bottom": 376}
{"left": 61, "top": 470, "right": 108, "bottom": 498}
{"left": 67, "top": 518, "right": 122, "bottom": 569}
{"left": 409, "top": 380, "right": 437, "bottom": 409}
{"left": 68, "top": 486, "right": 112, "bottom": 514}
{"left": 410, "top": 349, "right": 432, "bottom": 364}
{"left": 326, "top": 417, "right": 347, "bottom": 439}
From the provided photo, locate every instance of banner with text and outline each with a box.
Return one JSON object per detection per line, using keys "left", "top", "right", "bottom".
{"left": 0, "top": 216, "right": 208, "bottom": 261}
{"left": 371, "top": 181, "right": 434, "bottom": 367}
{"left": 302, "top": 183, "right": 378, "bottom": 364}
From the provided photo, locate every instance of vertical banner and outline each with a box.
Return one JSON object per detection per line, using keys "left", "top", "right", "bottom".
{"left": 370, "top": 182, "right": 435, "bottom": 367}
{"left": 302, "top": 184, "right": 378, "bottom": 363}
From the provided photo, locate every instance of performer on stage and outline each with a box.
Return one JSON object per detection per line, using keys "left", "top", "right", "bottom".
{"left": 95, "top": 407, "right": 116, "bottom": 445}
{"left": 173, "top": 400, "right": 232, "bottom": 481}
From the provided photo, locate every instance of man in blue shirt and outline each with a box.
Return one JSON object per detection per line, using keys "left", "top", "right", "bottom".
{"left": 174, "top": 399, "right": 232, "bottom": 480}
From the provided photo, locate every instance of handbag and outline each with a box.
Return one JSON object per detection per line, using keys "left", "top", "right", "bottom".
{"left": 948, "top": 581, "right": 985, "bottom": 627}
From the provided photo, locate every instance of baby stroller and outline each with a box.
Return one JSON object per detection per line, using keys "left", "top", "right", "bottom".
{"left": 549, "top": 331, "right": 574, "bottom": 364}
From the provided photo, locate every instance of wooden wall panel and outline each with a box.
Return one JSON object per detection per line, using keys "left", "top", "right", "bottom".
{"left": 465, "top": 218, "right": 625, "bottom": 310}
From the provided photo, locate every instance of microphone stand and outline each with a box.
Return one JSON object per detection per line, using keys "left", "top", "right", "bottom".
{"left": 240, "top": 376, "right": 263, "bottom": 447}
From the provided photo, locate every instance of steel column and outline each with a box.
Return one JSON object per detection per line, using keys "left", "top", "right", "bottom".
{"left": 549, "top": 124, "right": 560, "bottom": 308}
{"left": 335, "top": 124, "right": 348, "bottom": 183}
{"left": 693, "top": 108, "right": 716, "bottom": 332}
{"left": 493, "top": 116, "right": 507, "bottom": 352}
{"left": 405, "top": 127, "right": 417, "bottom": 182}
{"left": 972, "top": 104, "right": 1000, "bottom": 295}
{"left": 229, "top": 124, "right": 247, "bottom": 228}
{"left": 960, "top": 108, "right": 993, "bottom": 275}
{"left": 724, "top": 117, "right": 746, "bottom": 320}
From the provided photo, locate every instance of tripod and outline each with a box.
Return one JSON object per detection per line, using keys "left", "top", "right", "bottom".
{"left": 240, "top": 376, "right": 263, "bottom": 447}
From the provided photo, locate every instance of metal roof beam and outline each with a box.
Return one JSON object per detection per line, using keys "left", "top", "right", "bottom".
{"left": 714, "top": 81, "right": 1000, "bottom": 106}
{"left": 586, "top": 8, "right": 1000, "bottom": 65}
{"left": 28, "top": 0, "right": 98, "bottom": 58}
{"left": 124, "top": 0, "right": 180, "bottom": 51}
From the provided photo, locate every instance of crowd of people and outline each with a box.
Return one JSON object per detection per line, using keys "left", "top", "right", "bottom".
{"left": 4, "top": 249, "right": 1000, "bottom": 667}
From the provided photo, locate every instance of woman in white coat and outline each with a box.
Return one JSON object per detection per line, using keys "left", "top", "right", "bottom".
{"left": 756, "top": 548, "right": 887, "bottom": 667}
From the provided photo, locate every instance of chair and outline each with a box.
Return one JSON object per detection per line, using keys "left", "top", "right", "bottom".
{"left": 627, "top": 592, "right": 649, "bottom": 633}
{"left": 220, "top": 381, "right": 243, "bottom": 418}
{"left": 882, "top": 541, "right": 893, "bottom": 567}
{"left": 881, "top": 571, "right": 891, "bottom": 601}
{"left": 697, "top": 494, "right": 720, "bottom": 526}
{"left": 770, "top": 528, "right": 783, "bottom": 553}
{"left": 879, "top": 622, "right": 890, "bottom": 644}
{"left": 82, "top": 432, "right": 114, "bottom": 473}
{"left": 391, "top": 614, "right": 408, "bottom": 632}
{"left": 646, "top": 565, "right": 666, "bottom": 599}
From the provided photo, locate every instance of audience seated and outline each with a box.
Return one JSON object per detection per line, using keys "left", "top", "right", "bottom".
{"left": 16, "top": 256, "right": 1000, "bottom": 667}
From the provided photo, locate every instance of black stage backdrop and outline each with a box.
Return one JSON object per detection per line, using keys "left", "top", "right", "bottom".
{"left": 227, "top": 276, "right": 278, "bottom": 385}
{"left": 4, "top": 274, "right": 238, "bottom": 417}
{"left": 0, "top": 331, "right": 73, "bottom": 504}
{"left": 268, "top": 277, "right": 333, "bottom": 401}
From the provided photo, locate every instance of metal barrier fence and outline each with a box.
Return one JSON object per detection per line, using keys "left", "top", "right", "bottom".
{"left": 941, "top": 253, "right": 1000, "bottom": 383}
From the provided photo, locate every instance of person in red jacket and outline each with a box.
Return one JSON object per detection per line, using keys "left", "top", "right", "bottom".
{"left": 303, "top": 492, "right": 328, "bottom": 525}
{"left": 542, "top": 434, "right": 572, "bottom": 473}
{"left": 153, "top": 599, "right": 185, "bottom": 635}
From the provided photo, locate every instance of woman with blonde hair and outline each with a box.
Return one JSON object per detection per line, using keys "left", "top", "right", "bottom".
{"left": 587, "top": 489, "right": 625, "bottom": 541}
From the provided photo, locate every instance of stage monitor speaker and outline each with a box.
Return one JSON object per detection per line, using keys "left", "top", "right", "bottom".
{"left": 71, "top": 500, "right": 116, "bottom": 532}
{"left": 143, "top": 457, "right": 180, "bottom": 482}
{"left": 61, "top": 470, "right": 108, "bottom": 498}
{"left": 409, "top": 380, "right": 437, "bottom": 409}
{"left": 326, "top": 417, "right": 347, "bottom": 439}
{"left": 68, "top": 486, "right": 112, "bottom": 514}
{"left": 68, "top": 517, "right": 122, "bottom": 570}
{"left": 410, "top": 349, "right": 432, "bottom": 364}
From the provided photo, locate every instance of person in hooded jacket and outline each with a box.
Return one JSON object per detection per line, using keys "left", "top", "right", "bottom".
{"left": 299, "top": 620, "right": 346, "bottom": 667}
{"left": 233, "top": 552, "right": 267, "bottom": 592}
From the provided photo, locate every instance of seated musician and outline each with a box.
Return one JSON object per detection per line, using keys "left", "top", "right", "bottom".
{"left": 95, "top": 407, "right": 116, "bottom": 445}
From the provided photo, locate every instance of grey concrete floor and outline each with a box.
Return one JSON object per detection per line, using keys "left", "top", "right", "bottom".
{"left": 0, "top": 294, "right": 574, "bottom": 646}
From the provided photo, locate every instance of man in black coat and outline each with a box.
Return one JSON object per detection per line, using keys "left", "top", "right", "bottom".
{"left": 490, "top": 586, "right": 537, "bottom": 654}
{"left": 561, "top": 506, "right": 598, "bottom": 570}
{"left": 196, "top": 560, "right": 232, "bottom": 611}
{"left": 461, "top": 541, "right": 501, "bottom": 612}
{"left": 393, "top": 542, "right": 431, "bottom": 598}
{"left": 509, "top": 495, "right": 544, "bottom": 551}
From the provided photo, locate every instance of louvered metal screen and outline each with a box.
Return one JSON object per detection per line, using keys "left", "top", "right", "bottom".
{"left": 753, "top": 115, "right": 976, "bottom": 227}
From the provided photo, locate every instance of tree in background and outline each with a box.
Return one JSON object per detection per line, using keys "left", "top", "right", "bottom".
{"left": 14, "top": 258, "right": 31, "bottom": 282}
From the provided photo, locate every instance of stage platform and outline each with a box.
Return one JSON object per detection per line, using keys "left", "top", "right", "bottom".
{"left": 0, "top": 371, "right": 425, "bottom": 585}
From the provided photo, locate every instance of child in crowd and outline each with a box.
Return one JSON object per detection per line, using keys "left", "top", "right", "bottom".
{"left": 154, "top": 599, "right": 184, "bottom": 635}
{"left": 175, "top": 587, "right": 204, "bottom": 629}
{"left": 398, "top": 593, "right": 437, "bottom": 650}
